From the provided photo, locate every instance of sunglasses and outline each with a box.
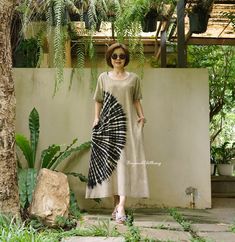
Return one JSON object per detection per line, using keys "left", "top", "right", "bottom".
{"left": 111, "top": 53, "right": 126, "bottom": 60}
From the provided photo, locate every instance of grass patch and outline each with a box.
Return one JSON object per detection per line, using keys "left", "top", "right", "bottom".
{"left": 231, "top": 220, "right": 235, "bottom": 233}
{"left": 0, "top": 213, "right": 120, "bottom": 241}
{"left": 169, "top": 208, "right": 209, "bottom": 242}
{"left": 169, "top": 208, "right": 192, "bottom": 232}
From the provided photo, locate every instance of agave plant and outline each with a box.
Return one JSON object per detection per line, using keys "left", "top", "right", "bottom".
{"left": 16, "top": 107, "right": 91, "bottom": 209}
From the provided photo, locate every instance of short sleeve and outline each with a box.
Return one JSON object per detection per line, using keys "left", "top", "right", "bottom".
{"left": 133, "top": 76, "right": 143, "bottom": 100}
{"left": 93, "top": 75, "right": 104, "bottom": 102}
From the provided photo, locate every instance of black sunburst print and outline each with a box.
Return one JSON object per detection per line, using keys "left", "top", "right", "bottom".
{"left": 88, "top": 91, "right": 127, "bottom": 189}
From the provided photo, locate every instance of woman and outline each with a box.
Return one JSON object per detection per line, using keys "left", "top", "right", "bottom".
{"left": 86, "top": 43, "right": 149, "bottom": 224}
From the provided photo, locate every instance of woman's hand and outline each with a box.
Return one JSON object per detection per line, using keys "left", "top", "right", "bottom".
{"left": 93, "top": 117, "right": 99, "bottom": 128}
{"left": 137, "top": 116, "right": 146, "bottom": 128}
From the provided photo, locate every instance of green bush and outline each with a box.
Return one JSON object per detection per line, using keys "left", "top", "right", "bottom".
{"left": 16, "top": 107, "right": 91, "bottom": 209}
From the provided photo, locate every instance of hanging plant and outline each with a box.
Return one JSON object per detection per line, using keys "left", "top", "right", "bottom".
{"left": 18, "top": 0, "right": 108, "bottom": 94}
{"left": 141, "top": 0, "right": 175, "bottom": 32}
{"left": 115, "top": 0, "right": 176, "bottom": 76}
{"left": 188, "top": 0, "right": 214, "bottom": 34}
{"left": 141, "top": 8, "right": 159, "bottom": 32}
{"left": 188, "top": 5, "right": 210, "bottom": 34}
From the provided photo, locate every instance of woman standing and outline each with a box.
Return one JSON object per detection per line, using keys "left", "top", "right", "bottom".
{"left": 86, "top": 43, "right": 149, "bottom": 224}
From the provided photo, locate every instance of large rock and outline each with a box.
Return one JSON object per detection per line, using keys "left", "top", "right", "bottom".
{"left": 29, "top": 168, "right": 70, "bottom": 226}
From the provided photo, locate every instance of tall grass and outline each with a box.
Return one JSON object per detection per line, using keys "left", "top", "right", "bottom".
{"left": 0, "top": 214, "right": 51, "bottom": 241}
{"left": 0, "top": 214, "right": 120, "bottom": 241}
{"left": 231, "top": 220, "right": 235, "bottom": 233}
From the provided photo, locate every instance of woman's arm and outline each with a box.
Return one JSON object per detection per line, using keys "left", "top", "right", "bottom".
{"left": 93, "top": 101, "right": 103, "bottom": 127}
{"left": 134, "top": 100, "right": 146, "bottom": 126}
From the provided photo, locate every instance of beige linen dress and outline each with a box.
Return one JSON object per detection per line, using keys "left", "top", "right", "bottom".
{"left": 86, "top": 72, "right": 149, "bottom": 198}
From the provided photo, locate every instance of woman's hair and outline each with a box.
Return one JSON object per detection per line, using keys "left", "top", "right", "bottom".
{"left": 106, "top": 43, "right": 130, "bottom": 68}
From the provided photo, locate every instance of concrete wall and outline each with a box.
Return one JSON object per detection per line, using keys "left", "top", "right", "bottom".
{"left": 14, "top": 68, "right": 211, "bottom": 209}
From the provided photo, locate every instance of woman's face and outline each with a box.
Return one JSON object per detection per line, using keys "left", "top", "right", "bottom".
{"left": 111, "top": 48, "right": 126, "bottom": 69}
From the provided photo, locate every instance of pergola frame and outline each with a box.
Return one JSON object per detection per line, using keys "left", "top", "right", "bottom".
{"left": 82, "top": 0, "right": 235, "bottom": 68}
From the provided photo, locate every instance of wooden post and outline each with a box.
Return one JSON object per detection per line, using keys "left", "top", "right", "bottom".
{"left": 161, "top": 30, "right": 167, "bottom": 67}
{"left": 177, "top": 0, "right": 187, "bottom": 67}
{"left": 65, "top": 40, "right": 72, "bottom": 68}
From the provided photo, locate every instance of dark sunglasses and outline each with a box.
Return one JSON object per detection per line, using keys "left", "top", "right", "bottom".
{"left": 111, "top": 53, "right": 126, "bottom": 60}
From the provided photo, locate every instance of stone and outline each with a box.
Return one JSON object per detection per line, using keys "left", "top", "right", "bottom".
{"left": 139, "top": 227, "right": 192, "bottom": 241}
{"left": 192, "top": 223, "right": 231, "bottom": 232}
{"left": 78, "top": 215, "right": 128, "bottom": 234}
{"left": 29, "top": 168, "right": 70, "bottom": 226}
{"left": 134, "top": 220, "right": 183, "bottom": 231}
{"left": 198, "top": 232, "right": 235, "bottom": 242}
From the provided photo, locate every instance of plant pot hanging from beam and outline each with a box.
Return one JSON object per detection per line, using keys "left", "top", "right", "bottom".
{"left": 189, "top": 12, "right": 210, "bottom": 34}
{"left": 83, "top": 12, "right": 102, "bottom": 31}
{"left": 141, "top": 9, "right": 158, "bottom": 32}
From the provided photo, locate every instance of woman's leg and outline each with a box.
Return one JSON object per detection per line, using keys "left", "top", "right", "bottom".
{"left": 113, "top": 195, "right": 120, "bottom": 207}
{"left": 117, "top": 195, "right": 126, "bottom": 217}
{"left": 112, "top": 195, "right": 120, "bottom": 219}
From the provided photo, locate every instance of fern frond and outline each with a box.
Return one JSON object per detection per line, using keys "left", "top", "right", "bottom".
{"left": 65, "top": 0, "right": 81, "bottom": 15}
{"left": 53, "top": 26, "right": 66, "bottom": 94}
{"left": 76, "top": 41, "right": 86, "bottom": 79}
{"left": 87, "top": 38, "right": 96, "bottom": 90}
{"left": 69, "top": 40, "right": 86, "bottom": 90}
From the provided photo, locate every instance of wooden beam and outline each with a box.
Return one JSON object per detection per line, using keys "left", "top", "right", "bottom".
{"left": 188, "top": 0, "right": 235, "bottom": 3}
{"left": 212, "top": 0, "right": 235, "bottom": 3}
{"left": 187, "top": 37, "right": 235, "bottom": 45}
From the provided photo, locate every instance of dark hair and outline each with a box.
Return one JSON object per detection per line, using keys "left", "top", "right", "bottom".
{"left": 106, "top": 43, "right": 130, "bottom": 68}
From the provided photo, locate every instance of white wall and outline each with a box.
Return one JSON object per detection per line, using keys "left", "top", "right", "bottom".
{"left": 14, "top": 68, "right": 211, "bottom": 209}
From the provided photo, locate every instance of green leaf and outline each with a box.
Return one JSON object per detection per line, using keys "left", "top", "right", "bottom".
{"left": 40, "top": 144, "right": 61, "bottom": 168}
{"left": 16, "top": 153, "right": 23, "bottom": 169}
{"left": 18, "top": 168, "right": 37, "bottom": 209}
{"left": 66, "top": 172, "right": 88, "bottom": 183}
{"left": 16, "top": 134, "right": 34, "bottom": 168}
{"left": 18, "top": 169, "right": 28, "bottom": 208}
{"left": 27, "top": 168, "right": 37, "bottom": 204}
{"left": 29, "top": 108, "right": 40, "bottom": 167}
{"left": 48, "top": 138, "right": 78, "bottom": 170}
{"left": 50, "top": 140, "right": 91, "bottom": 170}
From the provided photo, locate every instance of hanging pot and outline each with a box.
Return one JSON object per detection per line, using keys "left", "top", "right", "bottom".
{"left": 83, "top": 12, "right": 102, "bottom": 31}
{"left": 189, "top": 12, "right": 210, "bottom": 34}
{"left": 141, "top": 9, "right": 158, "bottom": 32}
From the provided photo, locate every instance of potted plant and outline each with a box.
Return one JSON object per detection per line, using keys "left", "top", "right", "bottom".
{"left": 210, "top": 146, "right": 216, "bottom": 176}
{"left": 114, "top": 0, "right": 175, "bottom": 77}
{"left": 141, "top": 0, "right": 175, "bottom": 32}
{"left": 188, "top": 0, "right": 214, "bottom": 34}
{"left": 115, "top": 0, "right": 175, "bottom": 34}
{"left": 210, "top": 146, "right": 217, "bottom": 176}
{"left": 213, "top": 142, "right": 235, "bottom": 176}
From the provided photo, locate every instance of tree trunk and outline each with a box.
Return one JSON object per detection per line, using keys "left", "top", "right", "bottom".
{"left": 0, "top": 1, "right": 20, "bottom": 216}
